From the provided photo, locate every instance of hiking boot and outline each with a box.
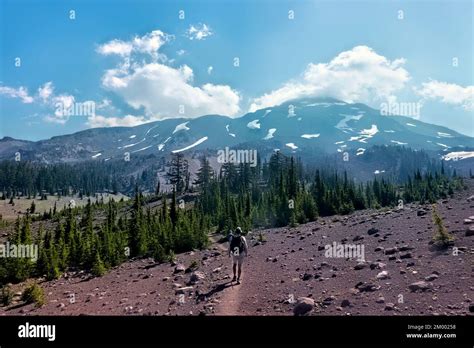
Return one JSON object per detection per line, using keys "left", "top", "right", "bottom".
{"left": 237, "top": 277, "right": 241, "bottom": 284}
{"left": 232, "top": 276, "right": 237, "bottom": 282}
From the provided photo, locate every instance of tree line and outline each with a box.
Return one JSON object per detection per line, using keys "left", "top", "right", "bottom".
{"left": 0, "top": 150, "right": 465, "bottom": 284}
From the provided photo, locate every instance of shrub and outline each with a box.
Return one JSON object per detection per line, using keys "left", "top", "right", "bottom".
{"left": 1, "top": 285, "right": 13, "bottom": 306}
{"left": 91, "top": 253, "right": 106, "bottom": 277}
{"left": 21, "top": 283, "right": 45, "bottom": 307}
{"left": 432, "top": 204, "right": 454, "bottom": 248}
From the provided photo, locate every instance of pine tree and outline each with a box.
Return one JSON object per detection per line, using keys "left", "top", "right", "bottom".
{"left": 167, "top": 153, "right": 189, "bottom": 193}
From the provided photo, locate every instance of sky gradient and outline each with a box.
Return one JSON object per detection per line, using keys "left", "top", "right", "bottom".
{"left": 0, "top": 0, "right": 472, "bottom": 140}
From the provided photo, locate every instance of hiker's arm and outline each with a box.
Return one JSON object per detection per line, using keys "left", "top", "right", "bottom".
{"left": 228, "top": 237, "right": 232, "bottom": 256}
{"left": 243, "top": 237, "right": 249, "bottom": 256}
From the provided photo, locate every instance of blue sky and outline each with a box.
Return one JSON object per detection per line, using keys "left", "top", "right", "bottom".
{"left": 0, "top": 0, "right": 472, "bottom": 140}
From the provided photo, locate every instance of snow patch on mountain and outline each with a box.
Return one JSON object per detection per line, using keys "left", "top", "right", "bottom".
{"left": 263, "top": 110, "right": 272, "bottom": 117}
{"left": 120, "top": 138, "right": 146, "bottom": 149}
{"left": 247, "top": 119, "right": 261, "bottom": 129}
{"left": 132, "top": 145, "right": 153, "bottom": 153}
{"left": 307, "top": 102, "right": 331, "bottom": 107}
{"left": 436, "top": 143, "right": 450, "bottom": 148}
{"left": 336, "top": 114, "right": 363, "bottom": 130}
{"left": 264, "top": 128, "right": 277, "bottom": 140}
{"left": 173, "top": 122, "right": 190, "bottom": 134}
{"left": 301, "top": 134, "right": 320, "bottom": 139}
{"left": 356, "top": 148, "right": 365, "bottom": 156}
{"left": 349, "top": 124, "right": 378, "bottom": 143}
{"left": 92, "top": 153, "right": 102, "bottom": 158}
{"left": 384, "top": 130, "right": 395, "bottom": 133}
{"left": 442, "top": 151, "right": 474, "bottom": 161}
{"left": 129, "top": 135, "right": 136, "bottom": 139}
{"left": 374, "top": 170, "right": 385, "bottom": 174}
{"left": 285, "top": 143, "right": 298, "bottom": 150}
{"left": 145, "top": 125, "right": 159, "bottom": 136}
{"left": 406, "top": 123, "right": 416, "bottom": 127}
{"left": 172, "top": 136, "right": 208, "bottom": 153}
{"left": 391, "top": 140, "right": 408, "bottom": 145}
{"left": 437, "top": 132, "right": 453, "bottom": 138}
{"left": 225, "top": 124, "right": 236, "bottom": 137}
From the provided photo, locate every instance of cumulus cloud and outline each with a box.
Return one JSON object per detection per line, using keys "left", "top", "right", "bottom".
{"left": 87, "top": 114, "right": 155, "bottom": 128}
{"left": 249, "top": 46, "right": 410, "bottom": 112}
{"left": 38, "top": 82, "right": 54, "bottom": 102}
{"left": 97, "top": 30, "right": 169, "bottom": 61}
{"left": 207, "top": 66, "right": 213, "bottom": 75}
{"left": 185, "top": 23, "right": 213, "bottom": 41}
{"left": 415, "top": 80, "right": 474, "bottom": 110}
{"left": 0, "top": 86, "right": 34, "bottom": 103}
{"left": 98, "top": 29, "right": 240, "bottom": 119}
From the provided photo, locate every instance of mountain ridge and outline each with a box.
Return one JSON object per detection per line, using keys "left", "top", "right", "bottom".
{"left": 0, "top": 97, "right": 472, "bottom": 163}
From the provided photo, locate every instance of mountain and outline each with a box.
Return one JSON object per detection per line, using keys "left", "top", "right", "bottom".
{"left": 1, "top": 97, "right": 473, "bottom": 164}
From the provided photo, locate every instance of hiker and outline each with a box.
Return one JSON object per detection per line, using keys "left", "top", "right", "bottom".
{"left": 228, "top": 227, "right": 248, "bottom": 284}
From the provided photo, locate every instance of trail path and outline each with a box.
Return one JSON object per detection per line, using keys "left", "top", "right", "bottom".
{"left": 210, "top": 234, "right": 243, "bottom": 315}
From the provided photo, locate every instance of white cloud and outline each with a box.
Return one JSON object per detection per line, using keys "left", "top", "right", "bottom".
{"left": 185, "top": 23, "right": 213, "bottom": 41}
{"left": 87, "top": 114, "right": 155, "bottom": 128}
{"left": 0, "top": 86, "right": 34, "bottom": 103}
{"left": 176, "top": 49, "right": 186, "bottom": 56}
{"left": 97, "top": 30, "right": 169, "bottom": 61}
{"left": 97, "top": 98, "right": 112, "bottom": 109}
{"left": 99, "top": 29, "right": 240, "bottom": 119}
{"left": 415, "top": 80, "right": 474, "bottom": 110}
{"left": 207, "top": 66, "right": 213, "bottom": 75}
{"left": 249, "top": 46, "right": 410, "bottom": 112}
{"left": 96, "top": 40, "right": 133, "bottom": 57}
{"left": 38, "top": 82, "right": 54, "bottom": 102}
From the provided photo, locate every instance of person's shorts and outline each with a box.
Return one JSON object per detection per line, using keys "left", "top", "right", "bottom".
{"left": 232, "top": 254, "right": 245, "bottom": 266}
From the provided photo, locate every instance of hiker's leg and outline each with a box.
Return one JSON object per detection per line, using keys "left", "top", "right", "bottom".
{"left": 232, "top": 263, "right": 237, "bottom": 278}
{"left": 237, "top": 257, "right": 243, "bottom": 280}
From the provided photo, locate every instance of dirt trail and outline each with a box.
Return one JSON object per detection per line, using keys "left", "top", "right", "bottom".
{"left": 210, "top": 234, "right": 243, "bottom": 315}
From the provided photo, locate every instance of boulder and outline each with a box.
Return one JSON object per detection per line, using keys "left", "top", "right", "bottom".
{"left": 370, "top": 262, "right": 386, "bottom": 270}
{"left": 174, "top": 264, "right": 186, "bottom": 273}
{"left": 293, "top": 297, "right": 315, "bottom": 316}
{"left": 341, "top": 299, "right": 351, "bottom": 307}
{"left": 424, "top": 274, "right": 439, "bottom": 281}
{"left": 354, "top": 263, "right": 367, "bottom": 270}
{"left": 409, "top": 281, "right": 431, "bottom": 292}
{"left": 466, "top": 226, "right": 474, "bottom": 237}
{"left": 376, "top": 271, "right": 390, "bottom": 280}
{"left": 367, "top": 228, "right": 379, "bottom": 236}
{"left": 175, "top": 286, "right": 193, "bottom": 295}
{"left": 384, "top": 247, "right": 398, "bottom": 255}
{"left": 356, "top": 282, "right": 380, "bottom": 292}
{"left": 189, "top": 271, "right": 205, "bottom": 284}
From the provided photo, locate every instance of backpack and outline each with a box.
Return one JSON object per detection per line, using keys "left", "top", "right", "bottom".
{"left": 230, "top": 235, "right": 244, "bottom": 255}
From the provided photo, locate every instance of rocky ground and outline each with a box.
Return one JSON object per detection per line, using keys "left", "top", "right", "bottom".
{"left": 2, "top": 181, "right": 473, "bottom": 316}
